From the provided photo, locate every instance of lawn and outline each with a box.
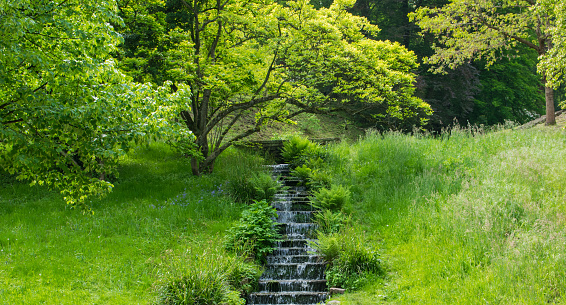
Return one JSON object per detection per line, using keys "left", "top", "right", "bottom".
{"left": 0, "top": 143, "right": 264, "bottom": 304}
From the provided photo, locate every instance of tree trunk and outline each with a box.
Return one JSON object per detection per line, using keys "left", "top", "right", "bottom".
{"left": 545, "top": 85, "right": 556, "bottom": 125}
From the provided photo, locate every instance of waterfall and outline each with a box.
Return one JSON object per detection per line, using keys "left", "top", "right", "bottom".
{"left": 248, "top": 164, "right": 328, "bottom": 305}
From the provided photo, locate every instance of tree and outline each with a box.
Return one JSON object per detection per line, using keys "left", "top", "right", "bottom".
{"left": 0, "top": 0, "right": 186, "bottom": 208}
{"left": 118, "top": 0, "right": 432, "bottom": 175}
{"left": 410, "top": 0, "right": 559, "bottom": 125}
{"left": 538, "top": 0, "right": 566, "bottom": 92}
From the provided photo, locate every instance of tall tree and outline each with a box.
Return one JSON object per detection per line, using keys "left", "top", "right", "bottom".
{"left": 538, "top": 0, "right": 566, "bottom": 93}
{"left": 0, "top": 0, "right": 185, "bottom": 208}
{"left": 119, "top": 0, "right": 432, "bottom": 175}
{"left": 410, "top": 0, "right": 560, "bottom": 125}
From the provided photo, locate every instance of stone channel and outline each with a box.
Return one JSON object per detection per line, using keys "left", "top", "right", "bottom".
{"left": 247, "top": 164, "right": 328, "bottom": 305}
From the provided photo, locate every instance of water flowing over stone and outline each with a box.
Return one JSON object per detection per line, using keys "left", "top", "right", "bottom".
{"left": 248, "top": 164, "right": 328, "bottom": 305}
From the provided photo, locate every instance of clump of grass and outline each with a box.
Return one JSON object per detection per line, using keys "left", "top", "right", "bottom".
{"left": 310, "top": 228, "right": 383, "bottom": 291}
{"left": 228, "top": 171, "right": 280, "bottom": 204}
{"left": 153, "top": 243, "right": 261, "bottom": 305}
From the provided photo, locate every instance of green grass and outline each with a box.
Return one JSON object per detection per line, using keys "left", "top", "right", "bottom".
{"left": 323, "top": 126, "right": 566, "bottom": 304}
{"left": 0, "top": 143, "right": 266, "bottom": 304}
{"left": 2, "top": 122, "right": 566, "bottom": 304}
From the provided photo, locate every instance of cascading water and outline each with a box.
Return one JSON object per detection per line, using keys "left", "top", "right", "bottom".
{"left": 248, "top": 164, "right": 328, "bottom": 305}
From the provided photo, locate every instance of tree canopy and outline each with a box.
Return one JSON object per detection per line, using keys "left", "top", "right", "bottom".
{"left": 118, "top": 0, "right": 432, "bottom": 175}
{"left": 410, "top": 0, "right": 561, "bottom": 125}
{"left": 0, "top": 0, "right": 187, "bottom": 208}
{"left": 538, "top": 0, "right": 566, "bottom": 89}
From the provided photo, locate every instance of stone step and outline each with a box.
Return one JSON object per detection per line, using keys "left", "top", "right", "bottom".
{"left": 257, "top": 279, "right": 327, "bottom": 292}
{"left": 266, "top": 254, "right": 322, "bottom": 264}
{"left": 270, "top": 247, "right": 310, "bottom": 256}
{"left": 277, "top": 239, "right": 313, "bottom": 248}
{"left": 261, "top": 263, "right": 326, "bottom": 280}
{"left": 277, "top": 211, "right": 314, "bottom": 223}
{"left": 273, "top": 194, "right": 310, "bottom": 201}
{"left": 272, "top": 202, "right": 315, "bottom": 212}
{"left": 277, "top": 223, "right": 316, "bottom": 237}
{"left": 248, "top": 292, "right": 329, "bottom": 304}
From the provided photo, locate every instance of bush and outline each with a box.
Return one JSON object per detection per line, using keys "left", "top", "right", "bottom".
{"left": 310, "top": 230, "right": 383, "bottom": 291}
{"left": 248, "top": 172, "right": 280, "bottom": 202}
{"left": 158, "top": 270, "right": 242, "bottom": 305}
{"left": 154, "top": 248, "right": 260, "bottom": 305}
{"left": 224, "top": 200, "right": 281, "bottom": 260}
{"left": 281, "top": 136, "right": 324, "bottom": 167}
{"left": 228, "top": 172, "right": 280, "bottom": 203}
{"left": 310, "top": 184, "right": 351, "bottom": 211}
{"left": 314, "top": 209, "right": 351, "bottom": 234}
{"left": 309, "top": 232, "right": 341, "bottom": 263}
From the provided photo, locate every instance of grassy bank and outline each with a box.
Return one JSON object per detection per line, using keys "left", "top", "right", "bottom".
{"left": 324, "top": 126, "right": 566, "bottom": 304}
{"left": 2, "top": 123, "right": 565, "bottom": 304}
{"left": 0, "top": 143, "right": 267, "bottom": 304}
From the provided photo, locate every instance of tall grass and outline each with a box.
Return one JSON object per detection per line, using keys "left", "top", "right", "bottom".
{"left": 0, "top": 143, "right": 266, "bottom": 304}
{"left": 323, "top": 126, "right": 566, "bottom": 304}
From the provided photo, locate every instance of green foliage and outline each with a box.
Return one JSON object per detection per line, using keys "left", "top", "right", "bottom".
{"left": 228, "top": 172, "right": 280, "bottom": 203}
{"left": 157, "top": 271, "right": 242, "bottom": 305}
{"left": 0, "top": 0, "right": 194, "bottom": 207}
{"left": 290, "top": 164, "right": 313, "bottom": 183}
{"left": 310, "top": 233, "right": 342, "bottom": 263}
{"left": 0, "top": 142, "right": 258, "bottom": 304}
{"left": 281, "top": 136, "right": 322, "bottom": 166}
{"left": 283, "top": 137, "right": 331, "bottom": 189}
{"left": 321, "top": 127, "right": 566, "bottom": 304}
{"left": 307, "top": 169, "right": 332, "bottom": 190}
{"left": 410, "top": 0, "right": 558, "bottom": 124}
{"left": 117, "top": 0, "right": 430, "bottom": 175}
{"left": 154, "top": 246, "right": 261, "bottom": 305}
{"left": 224, "top": 200, "right": 281, "bottom": 260}
{"left": 310, "top": 184, "right": 351, "bottom": 211}
{"left": 311, "top": 230, "right": 383, "bottom": 291}
{"left": 472, "top": 48, "right": 545, "bottom": 125}
{"left": 538, "top": 0, "right": 566, "bottom": 89}
{"left": 314, "top": 209, "right": 351, "bottom": 234}
{"left": 248, "top": 173, "right": 280, "bottom": 202}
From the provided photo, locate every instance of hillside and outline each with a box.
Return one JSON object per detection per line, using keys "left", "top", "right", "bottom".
{"left": 320, "top": 124, "right": 566, "bottom": 304}
{"left": 1, "top": 120, "right": 565, "bottom": 304}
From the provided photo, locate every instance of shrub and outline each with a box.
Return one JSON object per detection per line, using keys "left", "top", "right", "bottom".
{"left": 281, "top": 136, "right": 324, "bottom": 167}
{"left": 314, "top": 209, "right": 351, "bottom": 234}
{"left": 307, "top": 169, "right": 331, "bottom": 190}
{"left": 310, "top": 184, "right": 351, "bottom": 211}
{"left": 311, "top": 230, "right": 383, "bottom": 291}
{"left": 224, "top": 200, "right": 281, "bottom": 260}
{"left": 291, "top": 164, "right": 313, "bottom": 184}
{"left": 154, "top": 248, "right": 260, "bottom": 305}
{"left": 228, "top": 172, "right": 280, "bottom": 203}
{"left": 309, "top": 232, "right": 341, "bottom": 263}
{"left": 290, "top": 161, "right": 331, "bottom": 188}
{"left": 157, "top": 269, "right": 242, "bottom": 305}
{"left": 248, "top": 172, "right": 280, "bottom": 202}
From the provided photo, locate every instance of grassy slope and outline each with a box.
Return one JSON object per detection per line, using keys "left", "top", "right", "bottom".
{"left": 1, "top": 113, "right": 565, "bottom": 304}
{"left": 324, "top": 123, "right": 566, "bottom": 304}
{"left": 0, "top": 143, "right": 266, "bottom": 304}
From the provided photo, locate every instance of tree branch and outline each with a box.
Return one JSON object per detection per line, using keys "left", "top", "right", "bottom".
{"left": 212, "top": 110, "right": 243, "bottom": 150}
{"left": 204, "top": 94, "right": 279, "bottom": 136}
{"left": 2, "top": 119, "right": 24, "bottom": 125}
{"left": 254, "top": 49, "right": 278, "bottom": 95}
